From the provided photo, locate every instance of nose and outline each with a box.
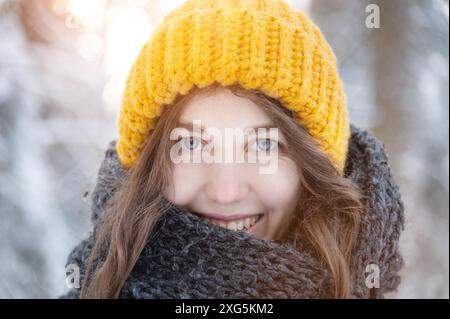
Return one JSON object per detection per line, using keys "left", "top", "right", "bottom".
{"left": 204, "top": 164, "right": 249, "bottom": 205}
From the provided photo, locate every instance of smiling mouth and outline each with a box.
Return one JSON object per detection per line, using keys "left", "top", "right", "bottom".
{"left": 193, "top": 212, "right": 264, "bottom": 232}
{"left": 193, "top": 212, "right": 265, "bottom": 233}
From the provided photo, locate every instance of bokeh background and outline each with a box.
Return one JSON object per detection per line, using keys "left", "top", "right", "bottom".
{"left": 0, "top": 0, "right": 448, "bottom": 298}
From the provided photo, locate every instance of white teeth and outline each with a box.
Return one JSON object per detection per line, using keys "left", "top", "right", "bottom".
{"left": 244, "top": 218, "right": 250, "bottom": 229}
{"left": 227, "top": 221, "right": 237, "bottom": 231}
{"left": 202, "top": 214, "right": 261, "bottom": 231}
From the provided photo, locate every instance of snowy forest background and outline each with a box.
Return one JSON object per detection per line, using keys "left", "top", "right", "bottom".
{"left": 0, "top": 0, "right": 448, "bottom": 298}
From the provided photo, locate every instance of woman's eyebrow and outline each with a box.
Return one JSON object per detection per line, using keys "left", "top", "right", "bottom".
{"left": 175, "top": 121, "right": 278, "bottom": 132}
{"left": 176, "top": 121, "right": 205, "bottom": 132}
{"left": 247, "top": 124, "right": 279, "bottom": 130}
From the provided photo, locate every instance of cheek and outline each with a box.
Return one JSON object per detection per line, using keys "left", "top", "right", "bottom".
{"left": 163, "top": 164, "right": 204, "bottom": 205}
{"left": 253, "top": 159, "right": 300, "bottom": 208}
{"left": 252, "top": 159, "right": 300, "bottom": 240}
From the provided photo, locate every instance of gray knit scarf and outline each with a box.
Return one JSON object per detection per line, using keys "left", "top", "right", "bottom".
{"left": 60, "top": 124, "right": 405, "bottom": 299}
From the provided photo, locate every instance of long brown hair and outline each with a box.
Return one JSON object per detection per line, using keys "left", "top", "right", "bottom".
{"left": 81, "top": 83, "right": 365, "bottom": 298}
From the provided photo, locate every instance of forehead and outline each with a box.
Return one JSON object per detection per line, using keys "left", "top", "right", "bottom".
{"left": 178, "top": 88, "right": 273, "bottom": 129}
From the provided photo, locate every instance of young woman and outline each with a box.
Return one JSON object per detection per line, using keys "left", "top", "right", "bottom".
{"left": 62, "top": 0, "right": 405, "bottom": 299}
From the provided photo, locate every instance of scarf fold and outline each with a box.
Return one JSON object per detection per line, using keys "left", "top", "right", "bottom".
{"left": 61, "top": 124, "right": 405, "bottom": 299}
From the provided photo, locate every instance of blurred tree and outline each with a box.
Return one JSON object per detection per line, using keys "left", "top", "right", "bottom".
{"left": 0, "top": 0, "right": 114, "bottom": 297}
{"left": 310, "top": 0, "right": 449, "bottom": 298}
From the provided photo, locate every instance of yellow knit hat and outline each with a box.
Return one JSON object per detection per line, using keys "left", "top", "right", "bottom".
{"left": 117, "top": 0, "right": 350, "bottom": 175}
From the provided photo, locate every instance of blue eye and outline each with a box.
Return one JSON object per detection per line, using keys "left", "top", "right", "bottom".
{"left": 183, "top": 136, "right": 201, "bottom": 151}
{"left": 255, "top": 138, "right": 278, "bottom": 152}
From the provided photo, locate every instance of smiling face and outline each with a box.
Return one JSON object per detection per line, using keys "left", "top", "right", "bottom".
{"left": 163, "top": 86, "right": 301, "bottom": 240}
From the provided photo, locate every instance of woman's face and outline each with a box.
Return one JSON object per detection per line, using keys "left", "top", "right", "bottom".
{"left": 163, "top": 88, "right": 300, "bottom": 240}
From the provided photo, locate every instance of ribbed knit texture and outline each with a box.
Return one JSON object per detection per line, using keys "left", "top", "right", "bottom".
{"left": 61, "top": 125, "right": 405, "bottom": 299}
{"left": 117, "top": 0, "right": 350, "bottom": 174}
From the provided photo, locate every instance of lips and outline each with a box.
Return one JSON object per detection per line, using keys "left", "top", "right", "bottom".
{"left": 193, "top": 211, "right": 264, "bottom": 232}
{"left": 192, "top": 211, "right": 262, "bottom": 221}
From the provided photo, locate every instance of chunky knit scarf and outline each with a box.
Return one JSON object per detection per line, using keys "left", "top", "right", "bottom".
{"left": 61, "top": 124, "right": 405, "bottom": 299}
